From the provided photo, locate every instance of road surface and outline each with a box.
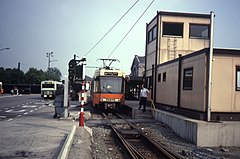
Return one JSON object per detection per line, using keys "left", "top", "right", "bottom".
{"left": 0, "top": 94, "right": 77, "bottom": 158}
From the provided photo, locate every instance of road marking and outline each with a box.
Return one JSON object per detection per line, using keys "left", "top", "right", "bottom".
{"left": 16, "top": 115, "right": 22, "bottom": 118}
{"left": 24, "top": 112, "right": 28, "bottom": 115}
{"left": 5, "top": 109, "right": 13, "bottom": 112}
{"left": 22, "top": 105, "right": 37, "bottom": 108}
{"left": 7, "top": 118, "right": 13, "bottom": 121}
{"left": 5, "top": 109, "right": 26, "bottom": 113}
{"left": 30, "top": 110, "right": 34, "bottom": 113}
{"left": 34, "top": 108, "right": 38, "bottom": 111}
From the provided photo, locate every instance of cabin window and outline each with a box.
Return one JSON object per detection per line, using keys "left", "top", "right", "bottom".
{"left": 183, "top": 68, "right": 193, "bottom": 90}
{"left": 190, "top": 24, "right": 209, "bottom": 39}
{"left": 236, "top": 66, "right": 240, "bottom": 91}
{"left": 158, "top": 73, "right": 161, "bottom": 82}
{"left": 162, "top": 72, "right": 166, "bottom": 82}
{"left": 162, "top": 22, "right": 183, "bottom": 37}
{"left": 148, "top": 25, "right": 157, "bottom": 44}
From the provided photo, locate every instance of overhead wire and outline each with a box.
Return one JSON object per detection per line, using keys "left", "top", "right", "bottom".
{"left": 107, "top": 0, "right": 155, "bottom": 58}
{"left": 84, "top": 0, "right": 140, "bottom": 57}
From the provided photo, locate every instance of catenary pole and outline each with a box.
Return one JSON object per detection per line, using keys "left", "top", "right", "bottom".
{"left": 207, "top": 11, "right": 215, "bottom": 122}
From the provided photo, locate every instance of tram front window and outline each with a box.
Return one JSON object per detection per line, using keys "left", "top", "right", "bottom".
{"left": 100, "top": 77, "right": 123, "bottom": 93}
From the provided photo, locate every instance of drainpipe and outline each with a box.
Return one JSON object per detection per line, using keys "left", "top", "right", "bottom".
{"left": 207, "top": 11, "right": 215, "bottom": 122}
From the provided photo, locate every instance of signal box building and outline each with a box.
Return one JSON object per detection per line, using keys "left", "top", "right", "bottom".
{"left": 145, "top": 11, "right": 240, "bottom": 121}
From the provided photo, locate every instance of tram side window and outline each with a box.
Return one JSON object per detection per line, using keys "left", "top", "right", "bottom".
{"left": 94, "top": 80, "right": 100, "bottom": 93}
{"left": 236, "top": 66, "right": 240, "bottom": 91}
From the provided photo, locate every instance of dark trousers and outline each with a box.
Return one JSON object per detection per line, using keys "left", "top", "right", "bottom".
{"left": 139, "top": 97, "right": 147, "bottom": 111}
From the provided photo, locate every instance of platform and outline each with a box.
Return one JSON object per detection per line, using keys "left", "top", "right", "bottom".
{"left": 125, "top": 100, "right": 240, "bottom": 147}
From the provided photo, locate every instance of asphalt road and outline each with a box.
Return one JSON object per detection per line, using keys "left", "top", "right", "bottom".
{"left": 0, "top": 94, "right": 78, "bottom": 158}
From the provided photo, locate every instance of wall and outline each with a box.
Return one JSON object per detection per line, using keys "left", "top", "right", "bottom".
{"left": 180, "top": 53, "right": 206, "bottom": 111}
{"left": 211, "top": 54, "right": 240, "bottom": 112}
{"left": 159, "top": 15, "right": 210, "bottom": 64}
{"left": 156, "top": 51, "right": 207, "bottom": 111}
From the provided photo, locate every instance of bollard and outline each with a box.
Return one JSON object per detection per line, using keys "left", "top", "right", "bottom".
{"left": 79, "top": 81, "right": 85, "bottom": 127}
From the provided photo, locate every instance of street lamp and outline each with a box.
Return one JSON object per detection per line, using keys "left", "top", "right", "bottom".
{"left": 46, "top": 52, "right": 57, "bottom": 69}
{"left": 0, "top": 47, "right": 10, "bottom": 52}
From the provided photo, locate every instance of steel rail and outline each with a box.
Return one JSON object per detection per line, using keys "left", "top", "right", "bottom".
{"left": 116, "top": 113, "right": 183, "bottom": 159}
{"left": 102, "top": 113, "right": 145, "bottom": 159}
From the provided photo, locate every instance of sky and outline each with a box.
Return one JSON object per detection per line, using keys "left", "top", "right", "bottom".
{"left": 0, "top": 0, "right": 240, "bottom": 79}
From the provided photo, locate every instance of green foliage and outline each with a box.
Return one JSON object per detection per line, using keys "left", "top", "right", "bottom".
{"left": 46, "top": 67, "right": 62, "bottom": 81}
{"left": 0, "top": 67, "right": 62, "bottom": 84}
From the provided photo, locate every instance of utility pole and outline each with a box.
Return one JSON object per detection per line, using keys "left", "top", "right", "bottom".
{"left": 17, "top": 62, "right": 20, "bottom": 84}
{"left": 46, "top": 52, "right": 57, "bottom": 70}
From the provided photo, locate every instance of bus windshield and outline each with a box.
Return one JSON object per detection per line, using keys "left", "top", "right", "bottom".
{"left": 42, "top": 84, "right": 54, "bottom": 88}
{"left": 99, "top": 77, "right": 123, "bottom": 93}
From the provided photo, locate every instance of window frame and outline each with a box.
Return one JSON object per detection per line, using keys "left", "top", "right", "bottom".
{"left": 158, "top": 73, "right": 161, "bottom": 82}
{"left": 183, "top": 67, "right": 193, "bottom": 90}
{"left": 148, "top": 25, "right": 157, "bottom": 44}
{"left": 189, "top": 24, "right": 209, "bottom": 39}
{"left": 162, "top": 72, "right": 166, "bottom": 82}
{"left": 236, "top": 66, "right": 240, "bottom": 91}
{"left": 162, "top": 22, "right": 184, "bottom": 37}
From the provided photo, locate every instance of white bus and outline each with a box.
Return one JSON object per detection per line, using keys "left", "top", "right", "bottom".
{"left": 41, "top": 80, "right": 63, "bottom": 99}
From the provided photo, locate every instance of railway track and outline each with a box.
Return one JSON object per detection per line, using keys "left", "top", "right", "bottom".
{"left": 102, "top": 112, "right": 182, "bottom": 159}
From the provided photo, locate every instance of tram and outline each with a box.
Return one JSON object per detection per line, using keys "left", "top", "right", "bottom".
{"left": 91, "top": 59, "right": 125, "bottom": 110}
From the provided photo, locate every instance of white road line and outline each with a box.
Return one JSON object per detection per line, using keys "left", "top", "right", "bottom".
{"left": 7, "top": 118, "right": 13, "bottom": 121}
{"left": 5, "top": 109, "right": 13, "bottom": 113}
{"left": 34, "top": 108, "right": 38, "bottom": 111}
{"left": 6, "top": 109, "right": 26, "bottom": 113}
{"left": 22, "top": 105, "right": 37, "bottom": 108}
{"left": 16, "top": 115, "right": 22, "bottom": 118}
{"left": 30, "top": 110, "right": 34, "bottom": 113}
{"left": 24, "top": 112, "right": 28, "bottom": 115}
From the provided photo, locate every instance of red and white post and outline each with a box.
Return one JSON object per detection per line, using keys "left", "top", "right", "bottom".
{"left": 79, "top": 81, "right": 85, "bottom": 127}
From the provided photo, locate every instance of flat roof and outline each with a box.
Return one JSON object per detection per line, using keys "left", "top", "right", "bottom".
{"left": 147, "top": 11, "right": 211, "bottom": 26}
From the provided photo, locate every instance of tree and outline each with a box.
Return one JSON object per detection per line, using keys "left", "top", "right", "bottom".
{"left": 25, "top": 68, "right": 46, "bottom": 84}
{"left": 46, "top": 67, "right": 62, "bottom": 81}
{"left": 0, "top": 67, "right": 24, "bottom": 84}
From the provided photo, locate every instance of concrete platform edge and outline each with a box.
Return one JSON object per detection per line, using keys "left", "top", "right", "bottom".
{"left": 57, "top": 125, "right": 76, "bottom": 159}
{"left": 152, "top": 109, "right": 240, "bottom": 147}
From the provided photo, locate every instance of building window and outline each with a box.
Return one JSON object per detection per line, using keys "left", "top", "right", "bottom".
{"left": 148, "top": 30, "right": 153, "bottom": 43}
{"left": 236, "top": 66, "right": 240, "bottom": 91}
{"left": 190, "top": 24, "right": 209, "bottom": 39}
{"left": 147, "top": 76, "right": 152, "bottom": 88}
{"left": 183, "top": 68, "right": 193, "bottom": 90}
{"left": 158, "top": 73, "right": 161, "bottom": 82}
{"left": 148, "top": 25, "right": 157, "bottom": 44}
{"left": 162, "top": 22, "right": 183, "bottom": 37}
{"left": 162, "top": 72, "right": 166, "bottom": 82}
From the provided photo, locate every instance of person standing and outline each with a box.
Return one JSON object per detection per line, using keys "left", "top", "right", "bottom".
{"left": 138, "top": 84, "right": 149, "bottom": 112}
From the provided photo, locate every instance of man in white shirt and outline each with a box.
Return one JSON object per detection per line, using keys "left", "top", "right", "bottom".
{"left": 138, "top": 84, "right": 149, "bottom": 112}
